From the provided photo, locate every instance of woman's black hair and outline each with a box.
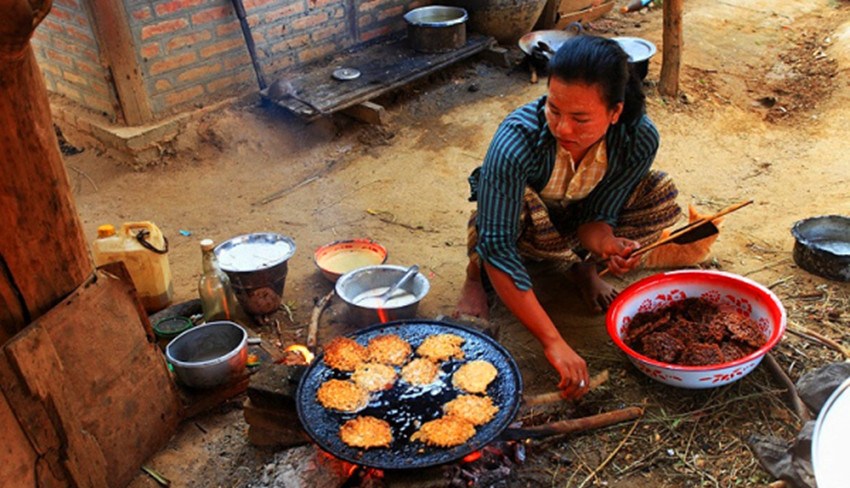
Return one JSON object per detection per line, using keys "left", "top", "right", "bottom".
{"left": 548, "top": 35, "right": 646, "bottom": 125}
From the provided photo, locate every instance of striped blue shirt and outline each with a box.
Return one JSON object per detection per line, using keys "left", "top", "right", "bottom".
{"left": 469, "top": 95, "right": 660, "bottom": 290}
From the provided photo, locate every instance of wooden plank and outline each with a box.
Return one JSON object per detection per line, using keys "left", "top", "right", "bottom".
{"left": 342, "top": 101, "right": 386, "bottom": 125}
{"left": 5, "top": 325, "right": 110, "bottom": 488}
{"left": 0, "top": 390, "right": 38, "bottom": 488}
{"left": 555, "top": 0, "right": 615, "bottom": 28}
{"left": 38, "top": 269, "right": 181, "bottom": 488}
{"left": 0, "top": 45, "right": 94, "bottom": 334}
{"left": 478, "top": 45, "right": 512, "bottom": 69}
{"left": 84, "top": 0, "right": 153, "bottom": 125}
{"left": 264, "top": 34, "right": 494, "bottom": 120}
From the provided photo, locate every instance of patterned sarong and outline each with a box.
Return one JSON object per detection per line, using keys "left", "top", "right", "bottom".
{"left": 467, "top": 170, "right": 681, "bottom": 267}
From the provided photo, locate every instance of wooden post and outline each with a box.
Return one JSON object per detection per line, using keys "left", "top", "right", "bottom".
{"left": 659, "top": 0, "right": 683, "bottom": 98}
{"left": 0, "top": 0, "right": 95, "bottom": 342}
{"left": 85, "top": 0, "right": 154, "bottom": 125}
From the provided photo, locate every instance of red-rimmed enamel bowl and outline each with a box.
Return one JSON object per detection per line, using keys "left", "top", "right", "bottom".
{"left": 313, "top": 239, "right": 388, "bottom": 283}
{"left": 606, "top": 270, "right": 786, "bottom": 389}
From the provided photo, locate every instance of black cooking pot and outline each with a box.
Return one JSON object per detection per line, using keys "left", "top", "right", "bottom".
{"left": 791, "top": 215, "right": 850, "bottom": 282}
{"left": 295, "top": 319, "right": 522, "bottom": 470}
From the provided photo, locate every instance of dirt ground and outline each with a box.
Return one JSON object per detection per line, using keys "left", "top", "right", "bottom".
{"left": 57, "top": 0, "right": 850, "bottom": 486}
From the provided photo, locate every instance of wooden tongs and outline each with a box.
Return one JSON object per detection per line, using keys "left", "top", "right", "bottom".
{"left": 599, "top": 200, "right": 754, "bottom": 275}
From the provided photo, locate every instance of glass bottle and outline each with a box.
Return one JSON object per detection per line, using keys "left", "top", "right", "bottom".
{"left": 198, "top": 239, "right": 241, "bottom": 323}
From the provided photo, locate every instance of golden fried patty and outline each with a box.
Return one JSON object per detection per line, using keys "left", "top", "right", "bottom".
{"left": 323, "top": 336, "right": 368, "bottom": 372}
{"left": 411, "top": 416, "right": 476, "bottom": 447}
{"left": 351, "top": 363, "right": 397, "bottom": 392}
{"left": 443, "top": 395, "right": 499, "bottom": 426}
{"left": 416, "top": 333, "right": 465, "bottom": 362}
{"left": 339, "top": 416, "right": 393, "bottom": 449}
{"left": 452, "top": 360, "right": 498, "bottom": 394}
{"left": 401, "top": 357, "right": 439, "bottom": 385}
{"left": 367, "top": 334, "right": 412, "bottom": 366}
{"left": 316, "top": 379, "right": 370, "bottom": 412}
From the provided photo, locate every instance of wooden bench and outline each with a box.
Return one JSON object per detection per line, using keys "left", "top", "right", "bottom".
{"left": 261, "top": 33, "right": 496, "bottom": 124}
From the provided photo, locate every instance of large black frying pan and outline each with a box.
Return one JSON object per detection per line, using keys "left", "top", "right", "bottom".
{"left": 295, "top": 319, "right": 523, "bottom": 470}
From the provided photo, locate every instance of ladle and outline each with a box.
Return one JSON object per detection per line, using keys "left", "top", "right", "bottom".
{"left": 375, "top": 264, "right": 419, "bottom": 306}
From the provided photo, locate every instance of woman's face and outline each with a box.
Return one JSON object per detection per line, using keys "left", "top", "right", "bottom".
{"left": 545, "top": 77, "right": 624, "bottom": 159}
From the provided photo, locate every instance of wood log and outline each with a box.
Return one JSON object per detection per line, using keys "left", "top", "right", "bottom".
{"left": 501, "top": 406, "right": 644, "bottom": 440}
{"left": 522, "top": 369, "right": 610, "bottom": 407}
{"left": 764, "top": 352, "right": 812, "bottom": 422}
{"left": 659, "top": 0, "right": 683, "bottom": 97}
{"left": 85, "top": 0, "right": 153, "bottom": 124}
{"left": 307, "top": 290, "right": 334, "bottom": 352}
{"left": 0, "top": 1, "right": 94, "bottom": 340}
{"left": 1, "top": 268, "right": 182, "bottom": 488}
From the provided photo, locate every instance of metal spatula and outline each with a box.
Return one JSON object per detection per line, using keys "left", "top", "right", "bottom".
{"left": 376, "top": 264, "right": 419, "bottom": 306}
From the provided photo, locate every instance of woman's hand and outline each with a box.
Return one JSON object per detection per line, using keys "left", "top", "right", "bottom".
{"left": 600, "top": 235, "right": 642, "bottom": 275}
{"left": 545, "top": 338, "right": 589, "bottom": 400}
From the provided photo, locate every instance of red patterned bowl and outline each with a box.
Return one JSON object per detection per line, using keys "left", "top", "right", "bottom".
{"left": 606, "top": 270, "right": 786, "bottom": 388}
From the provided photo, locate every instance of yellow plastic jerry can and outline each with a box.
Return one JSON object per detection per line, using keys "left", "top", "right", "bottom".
{"left": 92, "top": 221, "right": 174, "bottom": 313}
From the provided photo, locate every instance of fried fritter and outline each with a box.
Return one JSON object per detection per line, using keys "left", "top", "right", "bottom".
{"left": 411, "top": 416, "right": 476, "bottom": 447}
{"left": 339, "top": 416, "right": 393, "bottom": 449}
{"left": 401, "top": 357, "right": 439, "bottom": 385}
{"left": 323, "top": 336, "right": 368, "bottom": 372}
{"left": 452, "top": 360, "right": 497, "bottom": 394}
{"left": 416, "top": 333, "right": 465, "bottom": 362}
{"left": 351, "top": 363, "right": 397, "bottom": 392}
{"left": 367, "top": 334, "right": 412, "bottom": 366}
{"left": 443, "top": 395, "right": 499, "bottom": 426}
{"left": 316, "top": 379, "right": 370, "bottom": 412}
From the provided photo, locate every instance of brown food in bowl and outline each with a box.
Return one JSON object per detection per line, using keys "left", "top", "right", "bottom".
{"left": 625, "top": 297, "right": 763, "bottom": 366}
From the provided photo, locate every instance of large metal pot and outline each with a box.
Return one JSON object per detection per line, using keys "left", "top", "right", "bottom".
{"left": 165, "top": 321, "right": 248, "bottom": 389}
{"left": 215, "top": 232, "right": 296, "bottom": 316}
{"left": 404, "top": 6, "right": 467, "bottom": 53}
{"left": 334, "top": 264, "right": 430, "bottom": 326}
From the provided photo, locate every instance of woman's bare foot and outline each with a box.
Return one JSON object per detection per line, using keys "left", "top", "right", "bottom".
{"left": 454, "top": 275, "right": 490, "bottom": 320}
{"left": 567, "top": 262, "right": 618, "bottom": 313}
{"left": 454, "top": 260, "right": 490, "bottom": 319}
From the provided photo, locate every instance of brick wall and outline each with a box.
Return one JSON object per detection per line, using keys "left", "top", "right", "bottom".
{"left": 33, "top": 0, "right": 425, "bottom": 123}
{"left": 32, "top": 0, "right": 121, "bottom": 120}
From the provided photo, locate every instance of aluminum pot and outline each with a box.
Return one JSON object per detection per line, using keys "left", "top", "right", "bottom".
{"left": 165, "top": 321, "right": 248, "bottom": 389}
{"left": 335, "top": 264, "right": 430, "bottom": 327}
{"left": 215, "top": 233, "right": 296, "bottom": 316}
{"left": 404, "top": 6, "right": 467, "bottom": 53}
